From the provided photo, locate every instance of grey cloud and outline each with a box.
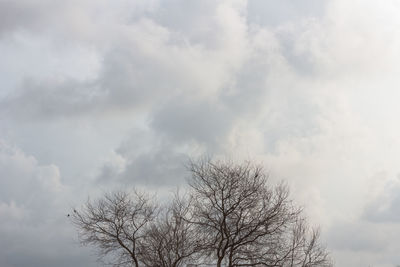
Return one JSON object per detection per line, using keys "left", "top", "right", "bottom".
{"left": 0, "top": 141, "right": 98, "bottom": 267}
{"left": 2, "top": 45, "right": 180, "bottom": 120}
{"left": 0, "top": 0, "right": 47, "bottom": 36}
{"left": 326, "top": 220, "right": 400, "bottom": 267}
{"left": 1, "top": 78, "right": 100, "bottom": 120}
{"left": 1, "top": 14, "right": 243, "bottom": 120}
{"left": 0, "top": 142, "right": 63, "bottom": 211}
{"left": 93, "top": 1, "right": 324, "bottom": 190}
{"left": 0, "top": 220, "right": 99, "bottom": 267}
{"left": 327, "top": 222, "right": 389, "bottom": 252}
{"left": 96, "top": 85, "right": 250, "bottom": 187}
{"left": 0, "top": 0, "right": 95, "bottom": 40}
{"left": 96, "top": 90, "right": 255, "bottom": 187}
{"left": 97, "top": 44, "right": 187, "bottom": 109}
{"left": 97, "top": 144, "right": 189, "bottom": 187}
{"left": 148, "top": 0, "right": 226, "bottom": 48}
{"left": 247, "top": 0, "right": 326, "bottom": 27}
{"left": 97, "top": 127, "right": 195, "bottom": 187}
{"left": 0, "top": 0, "right": 254, "bottom": 121}
{"left": 118, "top": 148, "right": 188, "bottom": 186}
{"left": 363, "top": 177, "right": 400, "bottom": 223}
{"left": 151, "top": 97, "right": 235, "bottom": 146}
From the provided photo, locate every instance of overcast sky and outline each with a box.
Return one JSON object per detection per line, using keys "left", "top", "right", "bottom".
{"left": 1, "top": 0, "right": 400, "bottom": 266}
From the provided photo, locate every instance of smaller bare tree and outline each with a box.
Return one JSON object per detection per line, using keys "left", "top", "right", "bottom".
{"left": 298, "top": 226, "right": 332, "bottom": 267}
{"left": 261, "top": 218, "right": 332, "bottom": 267}
{"left": 71, "top": 190, "right": 157, "bottom": 267}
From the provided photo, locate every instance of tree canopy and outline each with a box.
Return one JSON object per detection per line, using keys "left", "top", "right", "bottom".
{"left": 71, "top": 159, "right": 332, "bottom": 267}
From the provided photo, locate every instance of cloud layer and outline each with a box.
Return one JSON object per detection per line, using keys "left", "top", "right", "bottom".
{"left": 1, "top": 0, "right": 400, "bottom": 266}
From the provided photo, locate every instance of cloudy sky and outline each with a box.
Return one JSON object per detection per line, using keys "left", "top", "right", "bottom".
{"left": 2, "top": 0, "right": 400, "bottom": 266}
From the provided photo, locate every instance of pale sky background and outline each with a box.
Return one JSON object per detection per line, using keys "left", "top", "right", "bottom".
{"left": 1, "top": 0, "right": 400, "bottom": 266}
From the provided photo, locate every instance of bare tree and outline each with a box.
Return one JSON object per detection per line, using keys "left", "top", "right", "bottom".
{"left": 140, "top": 195, "right": 202, "bottom": 267}
{"left": 71, "top": 159, "right": 332, "bottom": 267}
{"left": 71, "top": 190, "right": 157, "bottom": 267}
{"left": 185, "top": 159, "right": 332, "bottom": 267}
{"left": 298, "top": 227, "right": 332, "bottom": 267}
{"left": 261, "top": 218, "right": 332, "bottom": 267}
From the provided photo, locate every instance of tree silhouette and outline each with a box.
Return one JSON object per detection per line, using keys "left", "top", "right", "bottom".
{"left": 71, "top": 159, "right": 332, "bottom": 267}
